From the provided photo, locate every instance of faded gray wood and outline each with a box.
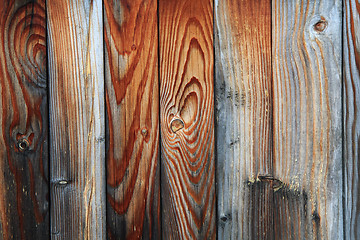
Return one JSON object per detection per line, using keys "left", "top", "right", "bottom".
{"left": 47, "top": 0, "right": 105, "bottom": 239}
{"left": 215, "top": 0, "right": 273, "bottom": 239}
{"left": 272, "top": 0, "right": 343, "bottom": 238}
{"left": 343, "top": 0, "right": 360, "bottom": 239}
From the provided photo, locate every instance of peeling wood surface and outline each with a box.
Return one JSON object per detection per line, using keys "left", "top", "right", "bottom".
{"left": 47, "top": 0, "right": 105, "bottom": 239}
{"left": 159, "top": 0, "right": 216, "bottom": 238}
{"left": 0, "top": 0, "right": 49, "bottom": 239}
{"left": 215, "top": 0, "right": 273, "bottom": 239}
{"left": 104, "top": 0, "right": 160, "bottom": 239}
{"left": 343, "top": 0, "right": 360, "bottom": 239}
{"left": 272, "top": 0, "right": 343, "bottom": 238}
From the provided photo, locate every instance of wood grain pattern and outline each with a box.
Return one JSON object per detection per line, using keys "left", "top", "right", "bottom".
{"left": 273, "top": 0, "right": 343, "bottom": 238}
{"left": 343, "top": 0, "right": 360, "bottom": 239}
{"left": 0, "top": 0, "right": 49, "bottom": 239}
{"left": 47, "top": 0, "right": 105, "bottom": 239}
{"left": 159, "top": 0, "right": 215, "bottom": 238}
{"left": 215, "top": 0, "right": 273, "bottom": 239}
{"left": 104, "top": 0, "right": 160, "bottom": 239}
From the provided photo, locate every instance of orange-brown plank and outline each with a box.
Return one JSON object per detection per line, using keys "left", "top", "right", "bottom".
{"left": 47, "top": 0, "right": 106, "bottom": 239}
{"left": 104, "top": 0, "right": 160, "bottom": 239}
{"left": 344, "top": 0, "right": 360, "bottom": 238}
{"left": 159, "top": 0, "right": 215, "bottom": 238}
{"left": 272, "top": 0, "right": 343, "bottom": 238}
{"left": 214, "top": 0, "right": 273, "bottom": 238}
{"left": 0, "top": 0, "right": 49, "bottom": 239}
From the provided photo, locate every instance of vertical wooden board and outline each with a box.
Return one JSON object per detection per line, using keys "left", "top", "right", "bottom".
{"left": 0, "top": 0, "right": 49, "bottom": 239}
{"left": 215, "top": 0, "right": 273, "bottom": 239}
{"left": 272, "top": 0, "right": 343, "bottom": 238}
{"left": 104, "top": 0, "right": 160, "bottom": 239}
{"left": 343, "top": 0, "right": 360, "bottom": 238}
{"left": 47, "top": 0, "right": 105, "bottom": 239}
{"left": 159, "top": 0, "right": 215, "bottom": 238}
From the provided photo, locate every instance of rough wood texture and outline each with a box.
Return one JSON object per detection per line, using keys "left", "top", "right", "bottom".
{"left": 0, "top": 0, "right": 49, "bottom": 239}
{"left": 273, "top": 0, "right": 343, "bottom": 238}
{"left": 47, "top": 0, "right": 105, "bottom": 239}
{"left": 104, "top": 0, "right": 160, "bottom": 239}
{"left": 344, "top": 0, "right": 360, "bottom": 238}
{"left": 215, "top": 0, "right": 273, "bottom": 239}
{"left": 159, "top": 0, "right": 215, "bottom": 238}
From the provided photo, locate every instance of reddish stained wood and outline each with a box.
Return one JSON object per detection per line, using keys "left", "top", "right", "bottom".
{"left": 0, "top": 0, "right": 49, "bottom": 239}
{"left": 104, "top": 0, "right": 160, "bottom": 239}
{"left": 343, "top": 0, "right": 360, "bottom": 238}
{"left": 159, "top": 0, "right": 215, "bottom": 238}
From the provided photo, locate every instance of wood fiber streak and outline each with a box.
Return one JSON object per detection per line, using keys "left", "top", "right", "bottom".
{"left": 0, "top": 0, "right": 49, "bottom": 239}
{"left": 273, "top": 0, "right": 343, "bottom": 238}
{"left": 343, "top": 0, "right": 360, "bottom": 239}
{"left": 47, "top": 0, "right": 105, "bottom": 239}
{"left": 159, "top": 0, "right": 215, "bottom": 238}
{"left": 104, "top": 0, "right": 160, "bottom": 239}
{"left": 215, "top": 0, "right": 273, "bottom": 239}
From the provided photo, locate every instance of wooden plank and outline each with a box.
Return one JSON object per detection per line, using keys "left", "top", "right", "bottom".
{"left": 47, "top": 0, "right": 105, "bottom": 239}
{"left": 0, "top": 0, "right": 49, "bottom": 239}
{"left": 343, "top": 0, "right": 360, "bottom": 238}
{"left": 272, "top": 0, "right": 343, "bottom": 238}
{"left": 159, "top": 0, "right": 215, "bottom": 238}
{"left": 103, "top": 0, "right": 160, "bottom": 239}
{"left": 215, "top": 0, "right": 273, "bottom": 239}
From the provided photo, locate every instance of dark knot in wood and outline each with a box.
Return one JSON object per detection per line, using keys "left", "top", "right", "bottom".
{"left": 170, "top": 118, "right": 184, "bottom": 133}
{"left": 314, "top": 18, "right": 327, "bottom": 32}
{"left": 17, "top": 139, "right": 30, "bottom": 152}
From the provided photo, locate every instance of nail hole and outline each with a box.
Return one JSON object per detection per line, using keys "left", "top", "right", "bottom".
{"left": 141, "top": 128, "right": 148, "bottom": 137}
{"left": 170, "top": 119, "right": 184, "bottom": 133}
{"left": 58, "top": 180, "right": 68, "bottom": 186}
{"left": 17, "top": 139, "right": 29, "bottom": 152}
{"left": 314, "top": 18, "right": 327, "bottom": 32}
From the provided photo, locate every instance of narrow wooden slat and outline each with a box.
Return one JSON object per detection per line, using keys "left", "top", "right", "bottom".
{"left": 0, "top": 0, "right": 49, "bottom": 239}
{"left": 215, "top": 0, "right": 273, "bottom": 239}
{"left": 47, "top": 0, "right": 105, "bottom": 239}
{"left": 272, "top": 0, "right": 343, "bottom": 238}
{"left": 343, "top": 0, "right": 360, "bottom": 238}
{"left": 159, "top": 0, "right": 215, "bottom": 238}
{"left": 104, "top": 0, "right": 160, "bottom": 239}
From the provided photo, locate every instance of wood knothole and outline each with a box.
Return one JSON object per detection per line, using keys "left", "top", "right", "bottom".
{"left": 314, "top": 17, "right": 327, "bottom": 32}
{"left": 17, "top": 139, "right": 29, "bottom": 152}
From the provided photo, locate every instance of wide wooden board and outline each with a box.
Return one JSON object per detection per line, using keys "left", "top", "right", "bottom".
{"left": 104, "top": 0, "right": 160, "bottom": 239}
{"left": 47, "top": 0, "right": 106, "bottom": 239}
{"left": 214, "top": 0, "right": 273, "bottom": 239}
{"left": 0, "top": 0, "right": 49, "bottom": 239}
{"left": 159, "top": 0, "right": 216, "bottom": 238}
{"left": 272, "top": 0, "right": 343, "bottom": 238}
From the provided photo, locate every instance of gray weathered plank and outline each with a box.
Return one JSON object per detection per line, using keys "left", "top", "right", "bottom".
{"left": 215, "top": 0, "right": 273, "bottom": 239}
{"left": 272, "top": 0, "right": 343, "bottom": 238}
{"left": 343, "top": 0, "right": 360, "bottom": 239}
{"left": 47, "top": 0, "right": 106, "bottom": 239}
{"left": 0, "top": 0, "right": 49, "bottom": 239}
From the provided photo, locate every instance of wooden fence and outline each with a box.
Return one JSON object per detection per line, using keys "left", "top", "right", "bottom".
{"left": 0, "top": 0, "right": 359, "bottom": 239}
